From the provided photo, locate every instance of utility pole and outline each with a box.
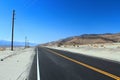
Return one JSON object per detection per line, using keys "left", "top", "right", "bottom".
{"left": 11, "top": 10, "right": 15, "bottom": 51}
{"left": 27, "top": 40, "right": 29, "bottom": 48}
{"left": 25, "top": 36, "right": 27, "bottom": 48}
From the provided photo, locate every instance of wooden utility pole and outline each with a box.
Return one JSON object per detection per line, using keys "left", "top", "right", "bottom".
{"left": 11, "top": 10, "right": 15, "bottom": 51}
{"left": 25, "top": 36, "right": 27, "bottom": 48}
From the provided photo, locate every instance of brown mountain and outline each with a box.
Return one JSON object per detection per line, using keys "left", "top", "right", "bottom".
{"left": 42, "top": 33, "right": 120, "bottom": 46}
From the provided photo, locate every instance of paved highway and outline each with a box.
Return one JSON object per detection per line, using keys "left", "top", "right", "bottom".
{"left": 29, "top": 47, "right": 120, "bottom": 80}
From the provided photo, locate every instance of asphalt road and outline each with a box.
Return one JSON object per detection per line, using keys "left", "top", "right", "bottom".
{"left": 29, "top": 47, "right": 120, "bottom": 80}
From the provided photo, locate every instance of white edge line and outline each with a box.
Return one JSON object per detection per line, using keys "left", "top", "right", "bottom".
{"left": 37, "top": 48, "right": 40, "bottom": 80}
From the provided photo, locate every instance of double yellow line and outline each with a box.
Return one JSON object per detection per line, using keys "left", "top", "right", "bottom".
{"left": 45, "top": 48, "right": 120, "bottom": 80}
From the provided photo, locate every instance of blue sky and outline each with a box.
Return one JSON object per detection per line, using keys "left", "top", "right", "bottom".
{"left": 0, "top": 0, "right": 120, "bottom": 43}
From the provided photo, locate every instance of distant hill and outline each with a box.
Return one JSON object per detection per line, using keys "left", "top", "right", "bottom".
{"left": 0, "top": 40, "right": 37, "bottom": 47}
{"left": 42, "top": 33, "right": 120, "bottom": 46}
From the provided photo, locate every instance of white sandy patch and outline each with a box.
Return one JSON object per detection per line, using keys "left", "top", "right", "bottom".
{"left": 0, "top": 47, "right": 35, "bottom": 80}
{"left": 47, "top": 43, "right": 120, "bottom": 62}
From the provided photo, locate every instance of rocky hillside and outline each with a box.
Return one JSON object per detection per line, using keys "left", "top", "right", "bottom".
{"left": 42, "top": 33, "right": 120, "bottom": 46}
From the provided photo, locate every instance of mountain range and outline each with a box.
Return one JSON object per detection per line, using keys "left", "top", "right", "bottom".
{"left": 0, "top": 40, "right": 37, "bottom": 47}
{"left": 42, "top": 33, "right": 120, "bottom": 46}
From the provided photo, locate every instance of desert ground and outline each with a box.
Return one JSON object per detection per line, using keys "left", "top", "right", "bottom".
{"left": 0, "top": 43, "right": 120, "bottom": 80}
{"left": 47, "top": 43, "right": 120, "bottom": 63}
{"left": 0, "top": 47, "right": 35, "bottom": 80}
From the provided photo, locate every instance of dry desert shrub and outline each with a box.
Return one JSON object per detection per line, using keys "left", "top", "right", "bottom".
{"left": 0, "top": 48, "right": 6, "bottom": 51}
{"left": 112, "top": 43, "right": 114, "bottom": 45}
{"left": 94, "top": 45, "right": 98, "bottom": 48}
{"left": 90, "top": 44, "right": 93, "bottom": 46}
{"left": 101, "top": 45, "right": 104, "bottom": 47}
{"left": 117, "top": 46, "right": 120, "bottom": 48}
{"left": 76, "top": 45, "right": 79, "bottom": 47}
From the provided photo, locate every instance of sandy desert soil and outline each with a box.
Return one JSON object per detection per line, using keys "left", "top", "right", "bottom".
{"left": 0, "top": 47, "right": 35, "bottom": 80}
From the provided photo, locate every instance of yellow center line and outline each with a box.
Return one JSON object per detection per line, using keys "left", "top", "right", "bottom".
{"left": 45, "top": 48, "right": 120, "bottom": 80}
